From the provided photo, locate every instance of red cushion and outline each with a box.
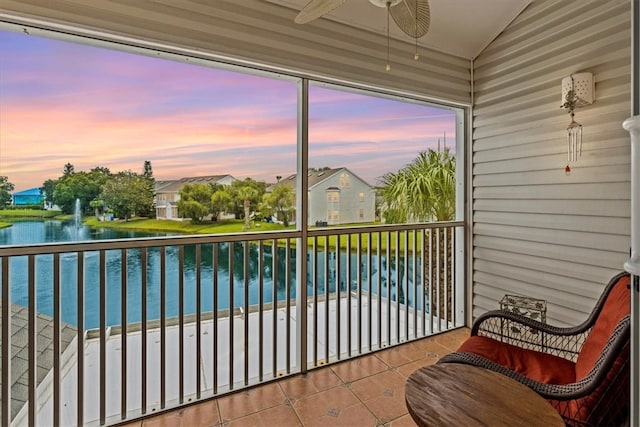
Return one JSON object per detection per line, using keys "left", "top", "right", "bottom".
{"left": 574, "top": 275, "right": 630, "bottom": 380}
{"left": 458, "top": 335, "right": 576, "bottom": 384}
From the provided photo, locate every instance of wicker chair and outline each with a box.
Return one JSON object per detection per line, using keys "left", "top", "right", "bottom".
{"left": 439, "top": 272, "right": 631, "bottom": 427}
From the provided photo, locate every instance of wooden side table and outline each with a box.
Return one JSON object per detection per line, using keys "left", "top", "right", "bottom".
{"left": 405, "top": 363, "right": 564, "bottom": 427}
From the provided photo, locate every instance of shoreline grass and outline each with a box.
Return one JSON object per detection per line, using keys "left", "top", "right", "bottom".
{"left": 2, "top": 210, "right": 425, "bottom": 253}
{"left": 83, "top": 217, "right": 293, "bottom": 234}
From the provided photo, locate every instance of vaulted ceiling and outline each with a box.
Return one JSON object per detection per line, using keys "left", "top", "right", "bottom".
{"left": 265, "top": 0, "right": 533, "bottom": 58}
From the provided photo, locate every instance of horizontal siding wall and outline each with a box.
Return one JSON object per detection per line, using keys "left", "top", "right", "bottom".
{"left": 472, "top": 0, "right": 632, "bottom": 325}
{"left": 0, "top": 0, "right": 470, "bottom": 104}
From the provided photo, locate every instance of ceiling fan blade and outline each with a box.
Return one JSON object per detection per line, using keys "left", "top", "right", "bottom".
{"left": 390, "top": 0, "right": 430, "bottom": 38}
{"left": 294, "top": 0, "right": 347, "bottom": 24}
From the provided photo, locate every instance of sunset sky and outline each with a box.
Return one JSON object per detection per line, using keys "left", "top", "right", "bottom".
{"left": 0, "top": 28, "right": 457, "bottom": 192}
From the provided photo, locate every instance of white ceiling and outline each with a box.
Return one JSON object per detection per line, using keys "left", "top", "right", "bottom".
{"left": 266, "top": 0, "right": 533, "bottom": 59}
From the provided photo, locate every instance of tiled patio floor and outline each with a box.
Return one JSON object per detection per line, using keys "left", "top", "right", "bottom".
{"left": 123, "top": 327, "right": 470, "bottom": 427}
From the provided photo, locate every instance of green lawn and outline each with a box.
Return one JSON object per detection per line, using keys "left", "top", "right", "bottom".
{"left": 83, "top": 217, "right": 294, "bottom": 234}
{"left": 1, "top": 210, "right": 425, "bottom": 253}
{"left": 0, "top": 209, "right": 62, "bottom": 219}
{"left": 84, "top": 217, "right": 420, "bottom": 251}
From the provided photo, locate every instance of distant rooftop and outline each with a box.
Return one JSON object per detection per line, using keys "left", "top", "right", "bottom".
{"left": 12, "top": 187, "right": 43, "bottom": 196}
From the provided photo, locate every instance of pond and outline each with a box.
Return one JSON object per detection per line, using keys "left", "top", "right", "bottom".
{"left": 1, "top": 221, "right": 420, "bottom": 330}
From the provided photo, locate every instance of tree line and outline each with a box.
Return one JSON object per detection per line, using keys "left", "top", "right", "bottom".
{"left": 178, "top": 178, "right": 295, "bottom": 228}
{"left": 38, "top": 161, "right": 156, "bottom": 220}
{"left": 0, "top": 148, "right": 455, "bottom": 226}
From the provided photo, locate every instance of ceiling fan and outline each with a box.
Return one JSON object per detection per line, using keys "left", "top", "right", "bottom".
{"left": 294, "top": 0, "right": 431, "bottom": 70}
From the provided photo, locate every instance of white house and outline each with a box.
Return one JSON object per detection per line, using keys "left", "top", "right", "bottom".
{"left": 278, "top": 167, "right": 376, "bottom": 226}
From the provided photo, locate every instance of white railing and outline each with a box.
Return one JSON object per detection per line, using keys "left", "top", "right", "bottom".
{"left": 0, "top": 221, "right": 464, "bottom": 426}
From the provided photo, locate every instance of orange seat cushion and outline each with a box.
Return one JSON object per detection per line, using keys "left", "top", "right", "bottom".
{"left": 458, "top": 335, "right": 576, "bottom": 384}
{"left": 574, "top": 274, "right": 630, "bottom": 380}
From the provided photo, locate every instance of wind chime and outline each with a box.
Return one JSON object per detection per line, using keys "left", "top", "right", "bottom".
{"left": 560, "top": 72, "right": 594, "bottom": 173}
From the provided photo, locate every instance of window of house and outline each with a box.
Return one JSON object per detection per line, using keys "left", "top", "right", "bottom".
{"left": 327, "top": 191, "right": 339, "bottom": 202}
{"left": 339, "top": 173, "right": 350, "bottom": 187}
{"left": 359, "top": 192, "right": 364, "bottom": 202}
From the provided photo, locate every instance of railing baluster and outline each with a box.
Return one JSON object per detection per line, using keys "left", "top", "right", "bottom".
{"left": 428, "top": 229, "right": 434, "bottom": 334}
{"left": 258, "top": 241, "right": 264, "bottom": 381}
{"left": 377, "top": 232, "right": 382, "bottom": 350}
{"left": 77, "top": 252, "right": 84, "bottom": 426}
{"left": 451, "top": 227, "right": 456, "bottom": 325}
{"left": 395, "top": 231, "right": 400, "bottom": 344}
{"left": 404, "top": 230, "right": 409, "bottom": 342}
{"left": 386, "top": 231, "right": 391, "bottom": 347}
{"left": 271, "top": 239, "right": 278, "bottom": 377}
{"left": 120, "top": 249, "right": 127, "bottom": 420}
{"left": 324, "top": 236, "right": 329, "bottom": 363}
{"left": 313, "top": 237, "right": 318, "bottom": 366}
{"left": 28, "top": 255, "right": 36, "bottom": 426}
{"left": 160, "top": 247, "right": 166, "bottom": 408}
{"left": 99, "top": 250, "right": 106, "bottom": 425}
{"left": 196, "top": 244, "right": 202, "bottom": 397}
{"left": 412, "top": 230, "right": 418, "bottom": 338}
{"left": 141, "top": 247, "right": 148, "bottom": 414}
{"left": 228, "top": 242, "right": 234, "bottom": 389}
{"left": 285, "top": 239, "right": 291, "bottom": 374}
{"left": 416, "top": 230, "right": 428, "bottom": 336}
{"left": 367, "top": 233, "right": 372, "bottom": 352}
{"left": 53, "top": 253, "right": 61, "bottom": 426}
{"left": 212, "top": 243, "right": 218, "bottom": 394}
{"left": 179, "top": 246, "right": 184, "bottom": 402}
{"left": 444, "top": 227, "right": 449, "bottom": 327}
{"left": 436, "top": 228, "right": 441, "bottom": 332}
{"left": 335, "top": 235, "right": 341, "bottom": 360}
{"left": 357, "top": 235, "right": 362, "bottom": 353}
{"left": 346, "top": 234, "right": 351, "bottom": 357}
{"left": 243, "top": 241, "right": 250, "bottom": 385}
{"left": 2, "top": 257, "right": 10, "bottom": 427}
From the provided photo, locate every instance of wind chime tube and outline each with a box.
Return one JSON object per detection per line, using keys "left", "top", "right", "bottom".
{"left": 567, "top": 120, "right": 582, "bottom": 163}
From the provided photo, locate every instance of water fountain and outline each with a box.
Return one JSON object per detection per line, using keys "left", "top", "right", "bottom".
{"left": 74, "top": 198, "right": 81, "bottom": 230}
{"left": 64, "top": 198, "right": 85, "bottom": 241}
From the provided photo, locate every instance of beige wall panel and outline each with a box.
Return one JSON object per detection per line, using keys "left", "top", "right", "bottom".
{"left": 474, "top": 235, "right": 627, "bottom": 267}
{"left": 474, "top": 212, "right": 630, "bottom": 235}
{"left": 472, "top": 0, "right": 631, "bottom": 326}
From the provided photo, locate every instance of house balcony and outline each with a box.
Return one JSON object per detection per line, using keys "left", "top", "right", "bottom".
{"left": 0, "top": 221, "right": 464, "bottom": 426}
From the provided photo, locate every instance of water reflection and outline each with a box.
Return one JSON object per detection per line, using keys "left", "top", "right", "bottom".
{"left": 1, "top": 221, "right": 420, "bottom": 329}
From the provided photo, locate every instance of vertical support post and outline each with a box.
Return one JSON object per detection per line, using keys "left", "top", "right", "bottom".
{"left": 296, "top": 78, "right": 309, "bottom": 374}
{"left": 623, "top": 114, "right": 639, "bottom": 427}
{"left": 1, "top": 257, "right": 10, "bottom": 427}
{"left": 622, "top": 0, "right": 640, "bottom": 426}
{"left": 624, "top": 1, "right": 639, "bottom": 424}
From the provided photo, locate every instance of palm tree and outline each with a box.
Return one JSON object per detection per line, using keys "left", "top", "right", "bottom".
{"left": 380, "top": 147, "right": 455, "bottom": 223}
{"left": 379, "top": 148, "right": 456, "bottom": 320}
{"left": 237, "top": 186, "right": 258, "bottom": 229}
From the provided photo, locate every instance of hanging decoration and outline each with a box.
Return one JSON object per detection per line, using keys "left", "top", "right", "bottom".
{"left": 560, "top": 72, "right": 594, "bottom": 173}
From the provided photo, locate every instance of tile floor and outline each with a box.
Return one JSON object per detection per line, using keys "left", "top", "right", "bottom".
{"left": 122, "top": 327, "right": 470, "bottom": 427}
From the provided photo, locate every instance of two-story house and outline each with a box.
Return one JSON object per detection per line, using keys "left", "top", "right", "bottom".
{"left": 277, "top": 167, "right": 375, "bottom": 225}
{"left": 154, "top": 175, "right": 236, "bottom": 220}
